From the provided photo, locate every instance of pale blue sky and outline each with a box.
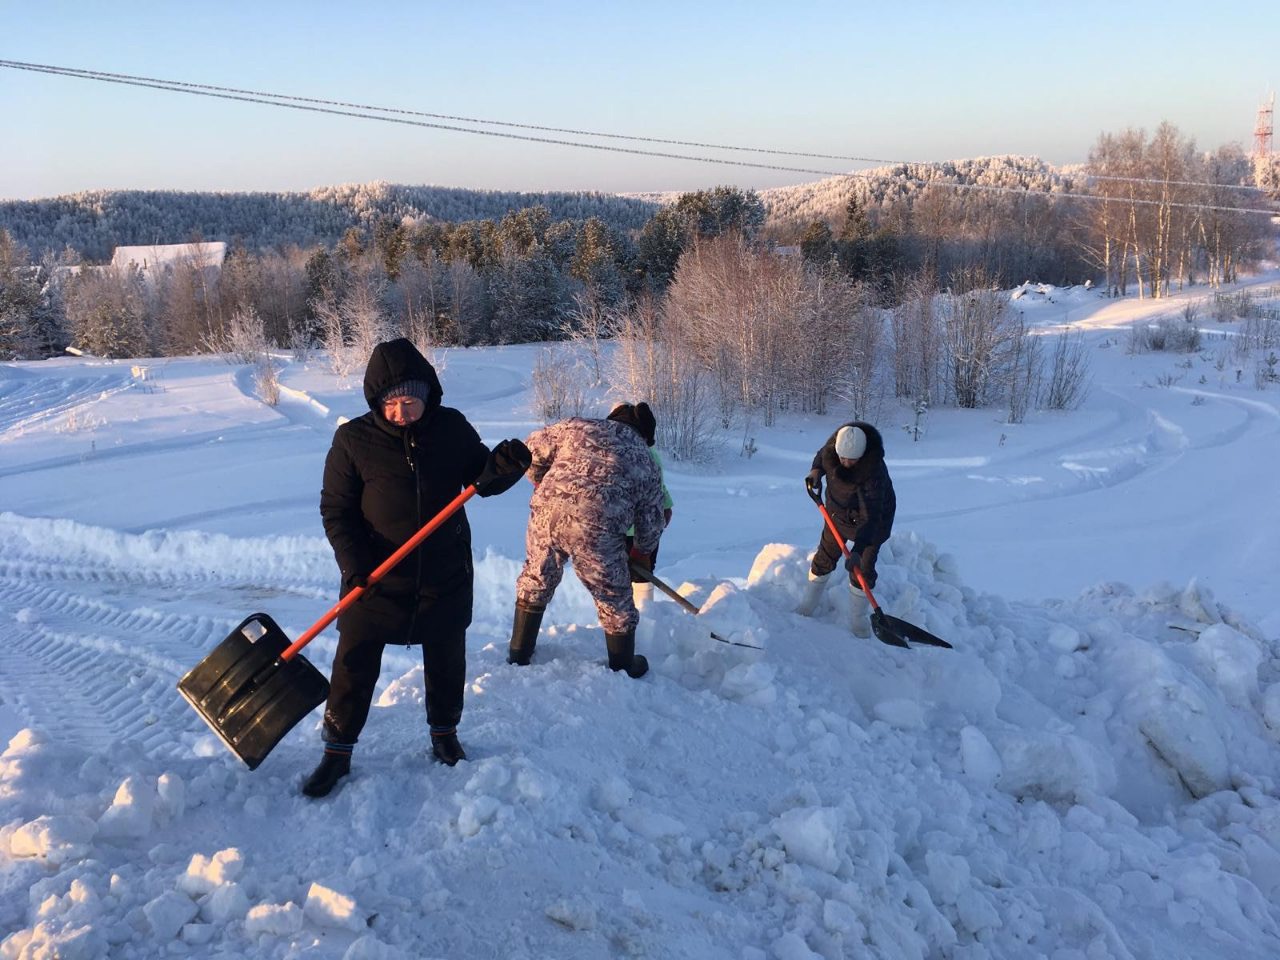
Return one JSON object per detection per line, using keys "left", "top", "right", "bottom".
{"left": 2, "top": 0, "right": 1276, "bottom": 200}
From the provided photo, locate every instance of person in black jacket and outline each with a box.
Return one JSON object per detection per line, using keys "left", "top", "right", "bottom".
{"left": 303, "top": 338, "right": 528, "bottom": 798}
{"left": 797, "top": 421, "right": 896, "bottom": 637}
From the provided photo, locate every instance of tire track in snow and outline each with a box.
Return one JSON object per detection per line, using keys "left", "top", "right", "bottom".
{"left": 0, "top": 611, "right": 195, "bottom": 759}
{"left": 0, "top": 373, "right": 133, "bottom": 433}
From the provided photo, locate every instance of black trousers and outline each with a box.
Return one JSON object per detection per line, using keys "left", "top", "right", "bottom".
{"left": 321, "top": 588, "right": 471, "bottom": 744}
{"left": 810, "top": 522, "right": 879, "bottom": 587}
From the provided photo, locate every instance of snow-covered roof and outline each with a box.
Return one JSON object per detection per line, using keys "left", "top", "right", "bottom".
{"left": 110, "top": 241, "right": 227, "bottom": 273}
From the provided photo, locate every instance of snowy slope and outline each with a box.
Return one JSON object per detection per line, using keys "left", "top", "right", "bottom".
{"left": 1, "top": 280, "right": 1279, "bottom": 959}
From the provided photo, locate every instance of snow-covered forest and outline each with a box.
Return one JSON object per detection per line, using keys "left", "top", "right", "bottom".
{"left": 0, "top": 181, "right": 659, "bottom": 262}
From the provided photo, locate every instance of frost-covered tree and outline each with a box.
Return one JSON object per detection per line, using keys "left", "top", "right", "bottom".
{"left": 0, "top": 230, "right": 50, "bottom": 359}
{"left": 64, "top": 265, "right": 151, "bottom": 358}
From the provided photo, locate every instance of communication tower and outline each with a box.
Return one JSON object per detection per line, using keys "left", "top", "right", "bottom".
{"left": 1255, "top": 92, "right": 1275, "bottom": 158}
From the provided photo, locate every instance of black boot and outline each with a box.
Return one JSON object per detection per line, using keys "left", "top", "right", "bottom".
{"left": 431, "top": 730, "right": 467, "bottom": 766}
{"left": 301, "top": 750, "right": 351, "bottom": 798}
{"left": 507, "top": 601, "right": 545, "bottom": 666}
{"left": 605, "top": 628, "right": 649, "bottom": 679}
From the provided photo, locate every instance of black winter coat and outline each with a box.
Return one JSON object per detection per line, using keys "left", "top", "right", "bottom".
{"left": 320, "top": 339, "right": 489, "bottom": 637}
{"left": 811, "top": 421, "right": 896, "bottom": 554}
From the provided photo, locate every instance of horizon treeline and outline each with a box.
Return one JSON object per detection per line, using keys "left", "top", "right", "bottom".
{"left": 2, "top": 124, "right": 1278, "bottom": 450}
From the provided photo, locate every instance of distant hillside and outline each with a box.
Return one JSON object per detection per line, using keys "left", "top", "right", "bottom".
{"left": 758, "top": 155, "right": 1081, "bottom": 239}
{"left": 0, "top": 181, "right": 661, "bottom": 261}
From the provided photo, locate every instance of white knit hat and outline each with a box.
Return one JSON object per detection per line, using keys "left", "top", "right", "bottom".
{"left": 835, "top": 425, "right": 867, "bottom": 460}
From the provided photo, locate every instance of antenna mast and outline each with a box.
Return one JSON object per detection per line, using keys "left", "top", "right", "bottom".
{"left": 1255, "top": 92, "right": 1275, "bottom": 159}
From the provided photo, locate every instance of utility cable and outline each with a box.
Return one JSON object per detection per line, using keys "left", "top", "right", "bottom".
{"left": 3, "top": 58, "right": 1278, "bottom": 218}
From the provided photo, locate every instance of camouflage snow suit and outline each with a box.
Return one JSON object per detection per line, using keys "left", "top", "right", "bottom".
{"left": 515, "top": 417, "right": 666, "bottom": 633}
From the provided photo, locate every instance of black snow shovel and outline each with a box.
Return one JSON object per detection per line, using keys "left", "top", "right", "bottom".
{"left": 628, "top": 561, "right": 762, "bottom": 650}
{"left": 806, "top": 485, "right": 952, "bottom": 650}
{"left": 178, "top": 485, "right": 480, "bottom": 769}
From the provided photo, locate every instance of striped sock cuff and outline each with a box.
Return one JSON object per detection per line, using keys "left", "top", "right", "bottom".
{"left": 323, "top": 742, "right": 354, "bottom": 757}
{"left": 429, "top": 726, "right": 456, "bottom": 738}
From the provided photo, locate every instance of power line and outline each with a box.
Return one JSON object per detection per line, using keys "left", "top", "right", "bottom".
{"left": 3, "top": 58, "right": 1278, "bottom": 218}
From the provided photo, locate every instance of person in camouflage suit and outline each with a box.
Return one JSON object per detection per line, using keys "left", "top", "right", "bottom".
{"left": 507, "top": 403, "right": 666, "bottom": 678}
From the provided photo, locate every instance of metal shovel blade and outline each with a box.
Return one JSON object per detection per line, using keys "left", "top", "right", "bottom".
{"left": 870, "top": 610, "right": 911, "bottom": 648}
{"left": 873, "top": 610, "right": 953, "bottom": 649}
{"left": 177, "top": 613, "right": 330, "bottom": 770}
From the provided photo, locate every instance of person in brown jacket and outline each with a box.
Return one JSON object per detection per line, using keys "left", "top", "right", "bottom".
{"left": 507, "top": 403, "right": 666, "bottom": 677}
{"left": 797, "top": 421, "right": 896, "bottom": 637}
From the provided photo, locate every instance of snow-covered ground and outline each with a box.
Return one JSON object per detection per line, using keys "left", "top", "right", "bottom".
{"left": 2, "top": 276, "right": 1279, "bottom": 959}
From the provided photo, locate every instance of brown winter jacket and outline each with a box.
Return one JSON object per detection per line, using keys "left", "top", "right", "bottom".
{"left": 811, "top": 420, "right": 896, "bottom": 555}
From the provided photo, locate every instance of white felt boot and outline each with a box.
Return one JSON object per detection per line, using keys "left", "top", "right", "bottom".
{"left": 849, "top": 583, "right": 871, "bottom": 638}
{"left": 795, "top": 571, "right": 830, "bottom": 616}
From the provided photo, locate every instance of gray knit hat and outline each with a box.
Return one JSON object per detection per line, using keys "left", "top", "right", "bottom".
{"left": 379, "top": 380, "right": 430, "bottom": 404}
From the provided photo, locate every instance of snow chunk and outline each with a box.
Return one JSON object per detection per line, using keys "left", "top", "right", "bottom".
{"left": 546, "top": 896, "right": 597, "bottom": 930}
{"left": 97, "top": 774, "right": 156, "bottom": 839}
{"left": 143, "top": 890, "right": 198, "bottom": 940}
{"left": 591, "top": 775, "right": 633, "bottom": 814}
{"left": 156, "top": 772, "right": 185, "bottom": 821}
{"left": 0, "top": 924, "right": 103, "bottom": 960}
{"left": 244, "top": 901, "right": 304, "bottom": 937}
{"left": 720, "top": 662, "right": 777, "bottom": 706}
{"left": 995, "top": 731, "right": 1107, "bottom": 802}
{"left": 200, "top": 882, "right": 250, "bottom": 924}
{"left": 699, "top": 580, "right": 769, "bottom": 651}
{"left": 9, "top": 814, "right": 97, "bottom": 864}
{"left": 772, "top": 930, "right": 822, "bottom": 959}
{"left": 1263, "top": 684, "right": 1280, "bottom": 739}
{"left": 772, "top": 807, "right": 841, "bottom": 873}
{"left": 873, "top": 698, "right": 926, "bottom": 730}
{"left": 304, "top": 881, "right": 367, "bottom": 931}
{"left": 343, "top": 935, "right": 403, "bottom": 960}
{"left": 178, "top": 848, "right": 245, "bottom": 896}
{"left": 959, "top": 725, "right": 1002, "bottom": 787}
{"left": 1137, "top": 686, "right": 1229, "bottom": 798}
{"left": 457, "top": 796, "right": 501, "bottom": 838}
{"left": 1192, "top": 624, "right": 1262, "bottom": 709}
{"left": 1047, "top": 623, "right": 1085, "bottom": 653}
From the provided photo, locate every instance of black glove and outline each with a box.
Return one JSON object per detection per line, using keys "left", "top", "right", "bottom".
{"left": 844, "top": 545, "right": 878, "bottom": 588}
{"left": 342, "top": 571, "right": 374, "bottom": 598}
{"left": 474, "top": 439, "right": 533, "bottom": 497}
{"left": 804, "top": 469, "right": 822, "bottom": 501}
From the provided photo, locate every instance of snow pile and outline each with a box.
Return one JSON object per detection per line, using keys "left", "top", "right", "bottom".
{"left": 2, "top": 531, "right": 1278, "bottom": 958}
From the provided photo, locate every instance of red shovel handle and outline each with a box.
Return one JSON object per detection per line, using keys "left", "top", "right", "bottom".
{"left": 814, "top": 498, "right": 880, "bottom": 612}
{"left": 280, "top": 485, "right": 479, "bottom": 661}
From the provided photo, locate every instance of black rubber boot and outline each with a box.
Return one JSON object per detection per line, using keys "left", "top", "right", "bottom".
{"left": 431, "top": 730, "right": 467, "bottom": 766}
{"left": 507, "top": 602, "right": 545, "bottom": 666}
{"left": 301, "top": 751, "right": 351, "bottom": 798}
{"left": 605, "top": 628, "right": 649, "bottom": 679}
